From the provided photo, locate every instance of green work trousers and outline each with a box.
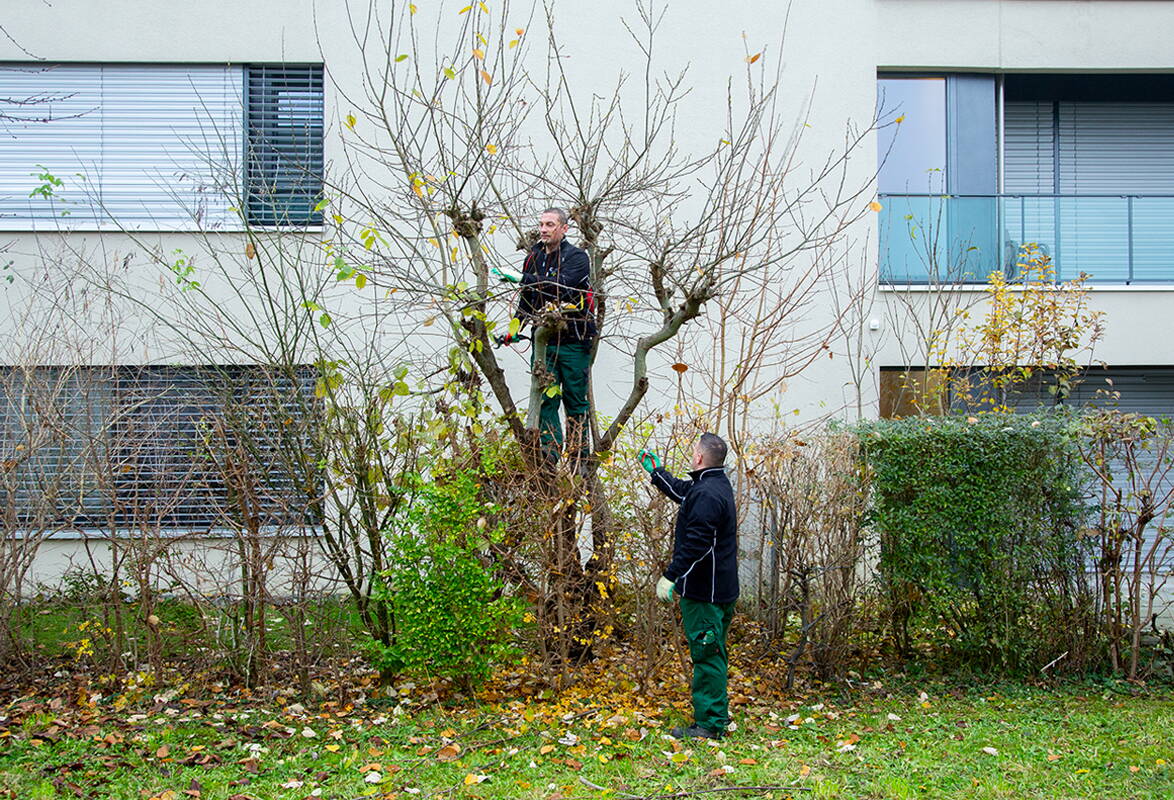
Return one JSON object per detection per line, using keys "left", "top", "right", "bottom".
{"left": 532, "top": 340, "right": 592, "bottom": 462}
{"left": 679, "top": 596, "right": 736, "bottom": 734}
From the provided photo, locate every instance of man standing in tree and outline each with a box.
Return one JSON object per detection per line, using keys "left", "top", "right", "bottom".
{"left": 499, "top": 208, "right": 597, "bottom": 464}
{"left": 640, "top": 434, "right": 739, "bottom": 740}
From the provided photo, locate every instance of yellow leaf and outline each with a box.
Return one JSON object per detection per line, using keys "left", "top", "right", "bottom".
{"left": 345, "top": 113, "right": 356, "bottom": 130}
{"left": 485, "top": 144, "right": 497, "bottom": 154}
{"left": 516, "top": 28, "right": 524, "bottom": 35}
{"left": 539, "top": 744, "right": 555, "bottom": 755}
{"left": 508, "top": 40, "right": 518, "bottom": 49}
{"left": 479, "top": 1, "right": 490, "bottom": 12}
{"left": 245, "top": 241, "right": 256, "bottom": 260}
{"left": 409, "top": 3, "right": 417, "bottom": 14}
{"left": 464, "top": 773, "right": 488, "bottom": 785}
{"left": 869, "top": 200, "right": 883, "bottom": 212}
{"left": 472, "top": 48, "right": 485, "bottom": 60}
{"left": 895, "top": 114, "right": 905, "bottom": 123}
{"left": 331, "top": 213, "right": 343, "bottom": 225}
{"left": 458, "top": 5, "right": 471, "bottom": 13}
{"left": 799, "top": 764, "right": 811, "bottom": 777}
{"left": 481, "top": 70, "right": 493, "bottom": 85}
{"left": 355, "top": 274, "right": 367, "bottom": 290}
{"left": 746, "top": 52, "right": 761, "bottom": 64}
{"left": 325, "top": 744, "right": 341, "bottom": 752}
{"left": 423, "top": 316, "right": 436, "bottom": 327}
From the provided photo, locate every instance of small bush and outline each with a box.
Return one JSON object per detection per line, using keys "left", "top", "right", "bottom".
{"left": 857, "top": 412, "right": 1099, "bottom": 673}
{"left": 364, "top": 470, "right": 525, "bottom": 689}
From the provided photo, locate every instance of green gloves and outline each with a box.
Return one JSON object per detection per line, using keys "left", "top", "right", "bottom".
{"left": 638, "top": 449, "right": 661, "bottom": 474}
{"left": 656, "top": 576, "right": 675, "bottom": 602}
{"left": 491, "top": 266, "right": 521, "bottom": 284}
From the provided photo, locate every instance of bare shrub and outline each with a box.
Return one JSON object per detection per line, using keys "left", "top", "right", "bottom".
{"left": 742, "top": 431, "right": 871, "bottom": 686}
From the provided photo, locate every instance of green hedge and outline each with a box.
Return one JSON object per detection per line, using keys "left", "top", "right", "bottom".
{"left": 857, "top": 413, "right": 1098, "bottom": 673}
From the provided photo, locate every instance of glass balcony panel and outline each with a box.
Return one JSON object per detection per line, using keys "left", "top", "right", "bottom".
{"left": 1132, "top": 197, "right": 1174, "bottom": 282}
{"left": 880, "top": 194, "right": 1174, "bottom": 284}
{"left": 1004, "top": 196, "right": 1057, "bottom": 276}
{"left": 1058, "top": 196, "right": 1130, "bottom": 282}
{"left": 878, "top": 195, "right": 989, "bottom": 283}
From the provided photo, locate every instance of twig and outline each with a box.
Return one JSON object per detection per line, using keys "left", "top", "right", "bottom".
{"left": 579, "top": 777, "right": 812, "bottom": 798}
{"left": 1040, "top": 651, "right": 1068, "bottom": 673}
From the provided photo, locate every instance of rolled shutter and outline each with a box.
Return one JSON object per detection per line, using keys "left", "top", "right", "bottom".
{"left": 0, "top": 65, "right": 104, "bottom": 228}
{"left": 0, "top": 64, "right": 243, "bottom": 231}
{"left": 246, "top": 65, "right": 324, "bottom": 226}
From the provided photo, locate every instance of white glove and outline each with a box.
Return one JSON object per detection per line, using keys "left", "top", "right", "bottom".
{"left": 656, "top": 576, "right": 675, "bottom": 602}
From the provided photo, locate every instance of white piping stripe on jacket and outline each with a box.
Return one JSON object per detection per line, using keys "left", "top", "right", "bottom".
{"left": 653, "top": 470, "right": 684, "bottom": 502}
{"left": 677, "top": 544, "right": 715, "bottom": 597}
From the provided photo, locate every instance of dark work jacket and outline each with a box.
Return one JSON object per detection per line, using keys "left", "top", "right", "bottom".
{"left": 651, "top": 465, "right": 739, "bottom": 604}
{"left": 514, "top": 238, "right": 597, "bottom": 344}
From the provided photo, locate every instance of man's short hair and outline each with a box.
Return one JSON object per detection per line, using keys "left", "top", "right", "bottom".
{"left": 698, "top": 432, "right": 727, "bottom": 467}
{"left": 541, "top": 207, "right": 569, "bottom": 225}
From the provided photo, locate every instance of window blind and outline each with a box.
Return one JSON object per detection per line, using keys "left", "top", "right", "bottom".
{"left": 0, "top": 365, "right": 319, "bottom": 530}
{"left": 246, "top": 65, "right": 324, "bottom": 226}
{"left": 0, "top": 63, "right": 244, "bottom": 231}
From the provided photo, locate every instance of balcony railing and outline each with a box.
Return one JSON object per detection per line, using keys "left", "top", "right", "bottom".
{"left": 879, "top": 193, "right": 1174, "bottom": 284}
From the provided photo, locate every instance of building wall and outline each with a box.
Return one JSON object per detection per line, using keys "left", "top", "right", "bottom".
{"left": 4, "top": 3, "right": 1174, "bottom": 610}
{"left": 5, "top": 1, "right": 1174, "bottom": 417}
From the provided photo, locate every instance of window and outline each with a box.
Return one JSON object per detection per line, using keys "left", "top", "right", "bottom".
{"left": 0, "top": 365, "right": 320, "bottom": 530}
{"left": 879, "top": 72, "right": 1174, "bottom": 284}
{"left": 0, "top": 63, "right": 323, "bottom": 231}
{"left": 877, "top": 77, "right": 947, "bottom": 194}
{"left": 246, "top": 65, "right": 325, "bottom": 226}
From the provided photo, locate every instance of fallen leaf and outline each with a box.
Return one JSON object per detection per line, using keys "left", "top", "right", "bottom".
{"left": 464, "top": 773, "right": 489, "bottom": 785}
{"left": 1047, "top": 753, "right": 1062, "bottom": 762}
{"left": 982, "top": 747, "right": 999, "bottom": 756}
{"left": 437, "top": 744, "right": 461, "bottom": 762}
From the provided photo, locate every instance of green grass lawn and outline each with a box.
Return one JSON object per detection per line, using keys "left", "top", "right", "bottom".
{"left": 1, "top": 679, "right": 1170, "bottom": 799}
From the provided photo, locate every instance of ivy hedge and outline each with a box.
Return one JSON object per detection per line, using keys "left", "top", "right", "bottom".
{"left": 856, "top": 413, "right": 1100, "bottom": 673}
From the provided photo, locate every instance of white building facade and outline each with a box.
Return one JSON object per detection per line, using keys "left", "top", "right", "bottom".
{"left": 3, "top": 1, "right": 1174, "bottom": 590}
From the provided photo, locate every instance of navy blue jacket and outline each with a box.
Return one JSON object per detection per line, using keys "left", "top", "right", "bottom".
{"left": 651, "top": 465, "right": 739, "bottom": 604}
{"left": 515, "top": 238, "right": 597, "bottom": 344}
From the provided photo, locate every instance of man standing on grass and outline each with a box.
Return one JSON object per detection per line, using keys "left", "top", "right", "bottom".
{"left": 498, "top": 207, "right": 596, "bottom": 465}
{"left": 640, "top": 433, "right": 738, "bottom": 740}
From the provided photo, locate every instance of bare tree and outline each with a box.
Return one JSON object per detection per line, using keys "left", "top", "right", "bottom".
{"left": 318, "top": 0, "right": 878, "bottom": 650}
